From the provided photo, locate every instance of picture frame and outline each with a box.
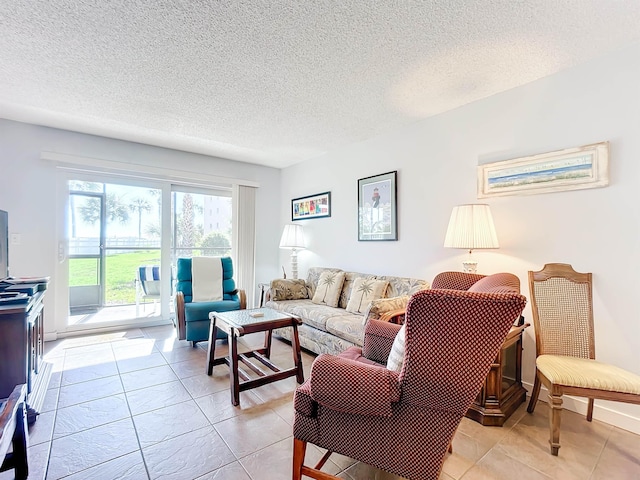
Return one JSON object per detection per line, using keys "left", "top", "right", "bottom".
{"left": 477, "top": 141, "right": 609, "bottom": 198}
{"left": 358, "top": 171, "right": 397, "bottom": 241}
{"left": 291, "top": 192, "right": 331, "bottom": 221}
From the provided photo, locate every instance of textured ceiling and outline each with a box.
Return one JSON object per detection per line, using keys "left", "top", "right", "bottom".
{"left": 1, "top": 1, "right": 639, "bottom": 168}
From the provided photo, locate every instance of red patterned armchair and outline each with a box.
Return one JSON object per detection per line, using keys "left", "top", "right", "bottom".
{"left": 292, "top": 282, "right": 526, "bottom": 480}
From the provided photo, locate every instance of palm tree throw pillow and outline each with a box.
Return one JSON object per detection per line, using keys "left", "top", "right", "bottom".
{"left": 311, "top": 271, "right": 346, "bottom": 307}
{"left": 345, "top": 278, "right": 389, "bottom": 314}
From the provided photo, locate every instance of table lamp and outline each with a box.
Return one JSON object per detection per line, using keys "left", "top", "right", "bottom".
{"left": 279, "top": 224, "right": 306, "bottom": 279}
{"left": 444, "top": 204, "right": 499, "bottom": 273}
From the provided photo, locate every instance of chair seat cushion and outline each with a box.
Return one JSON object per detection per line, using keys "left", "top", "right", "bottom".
{"left": 184, "top": 300, "right": 241, "bottom": 322}
{"left": 537, "top": 355, "right": 640, "bottom": 394}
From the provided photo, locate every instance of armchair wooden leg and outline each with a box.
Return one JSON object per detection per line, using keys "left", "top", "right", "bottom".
{"left": 548, "top": 392, "right": 563, "bottom": 456}
{"left": 293, "top": 438, "right": 306, "bottom": 480}
{"left": 293, "top": 439, "right": 340, "bottom": 480}
{"left": 527, "top": 373, "right": 542, "bottom": 414}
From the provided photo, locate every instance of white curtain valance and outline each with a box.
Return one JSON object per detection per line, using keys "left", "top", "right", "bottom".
{"left": 42, "top": 151, "right": 259, "bottom": 189}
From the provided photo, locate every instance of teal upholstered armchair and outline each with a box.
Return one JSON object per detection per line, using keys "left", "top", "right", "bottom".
{"left": 175, "top": 257, "right": 246, "bottom": 346}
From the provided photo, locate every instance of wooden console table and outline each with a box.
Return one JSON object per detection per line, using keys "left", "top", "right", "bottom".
{"left": 0, "top": 287, "right": 51, "bottom": 424}
{"left": 466, "top": 322, "right": 530, "bottom": 426}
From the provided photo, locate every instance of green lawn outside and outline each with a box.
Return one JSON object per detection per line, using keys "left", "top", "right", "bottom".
{"left": 69, "top": 249, "right": 230, "bottom": 305}
{"left": 69, "top": 251, "right": 161, "bottom": 304}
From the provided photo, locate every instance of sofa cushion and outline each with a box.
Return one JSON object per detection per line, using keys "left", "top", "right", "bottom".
{"left": 312, "top": 271, "right": 346, "bottom": 308}
{"left": 339, "top": 272, "right": 376, "bottom": 309}
{"left": 267, "top": 299, "right": 345, "bottom": 331}
{"left": 386, "top": 324, "right": 405, "bottom": 371}
{"left": 270, "top": 278, "right": 309, "bottom": 300}
{"left": 377, "top": 275, "right": 430, "bottom": 298}
{"left": 325, "top": 314, "right": 367, "bottom": 346}
{"left": 346, "top": 278, "right": 389, "bottom": 314}
{"left": 306, "top": 267, "right": 343, "bottom": 298}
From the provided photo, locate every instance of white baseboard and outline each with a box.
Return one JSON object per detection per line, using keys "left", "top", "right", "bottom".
{"left": 524, "top": 381, "right": 640, "bottom": 435}
{"left": 44, "top": 331, "right": 58, "bottom": 342}
{"left": 44, "top": 318, "right": 172, "bottom": 342}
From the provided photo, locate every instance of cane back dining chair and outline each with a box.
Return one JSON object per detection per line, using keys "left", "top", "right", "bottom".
{"left": 527, "top": 263, "right": 640, "bottom": 455}
{"left": 292, "top": 287, "right": 526, "bottom": 480}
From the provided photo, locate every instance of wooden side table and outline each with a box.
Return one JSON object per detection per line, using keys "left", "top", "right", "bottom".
{"left": 466, "top": 322, "right": 530, "bottom": 426}
{"left": 0, "top": 384, "right": 28, "bottom": 480}
{"left": 207, "top": 308, "right": 305, "bottom": 406}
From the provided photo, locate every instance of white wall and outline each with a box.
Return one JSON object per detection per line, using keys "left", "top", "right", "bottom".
{"left": 0, "top": 120, "right": 283, "bottom": 334}
{"left": 280, "top": 43, "right": 640, "bottom": 432}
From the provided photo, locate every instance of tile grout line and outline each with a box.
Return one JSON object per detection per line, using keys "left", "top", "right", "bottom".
{"left": 111, "top": 337, "right": 153, "bottom": 480}
{"left": 586, "top": 425, "right": 613, "bottom": 480}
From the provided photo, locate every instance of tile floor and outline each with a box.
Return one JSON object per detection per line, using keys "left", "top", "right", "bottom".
{"left": 4, "top": 324, "right": 639, "bottom": 480}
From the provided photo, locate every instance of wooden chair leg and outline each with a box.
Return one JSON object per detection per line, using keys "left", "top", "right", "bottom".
{"left": 293, "top": 438, "right": 307, "bottom": 480}
{"left": 586, "top": 398, "right": 594, "bottom": 422}
{"left": 527, "top": 373, "right": 541, "bottom": 413}
{"left": 293, "top": 439, "right": 340, "bottom": 480}
{"left": 548, "top": 392, "right": 563, "bottom": 456}
{"left": 12, "top": 402, "right": 28, "bottom": 480}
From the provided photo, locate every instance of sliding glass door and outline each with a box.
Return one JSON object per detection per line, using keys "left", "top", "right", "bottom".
{"left": 65, "top": 177, "right": 234, "bottom": 330}
{"left": 68, "top": 188, "right": 105, "bottom": 313}
{"left": 67, "top": 180, "right": 163, "bottom": 326}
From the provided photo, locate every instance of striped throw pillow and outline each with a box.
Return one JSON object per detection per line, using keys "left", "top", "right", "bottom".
{"left": 386, "top": 325, "right": 405, "bottom": 371}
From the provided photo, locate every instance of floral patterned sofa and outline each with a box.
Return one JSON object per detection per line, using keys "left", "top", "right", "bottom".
{"left": 265, "top": 267, "right": 430, "bottom": 356}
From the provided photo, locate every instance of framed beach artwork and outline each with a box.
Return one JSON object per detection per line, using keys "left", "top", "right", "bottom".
{"left": 477, "top": 142, "right": 609, "bottom": 198}
{"left": 292, "top": 192, "right": 331, "bottom": 221}
{"left": 358, "top": 171, "right": 397, "bottom": 241}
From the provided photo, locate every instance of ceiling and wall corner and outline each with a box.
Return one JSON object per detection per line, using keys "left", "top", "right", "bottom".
{"left": 1, "top": 1, "right": 640, "bottom": 168}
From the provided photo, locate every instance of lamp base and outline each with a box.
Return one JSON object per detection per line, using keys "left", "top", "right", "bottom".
{"left": 290, "top": 250, "right": 299, "bottom": 279}
{"left": 462, "top": 259, "right": 478, "bottom": 274}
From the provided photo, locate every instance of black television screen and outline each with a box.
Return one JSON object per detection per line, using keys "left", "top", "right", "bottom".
{"left": 0, "top": 210, "right": 7, "bottom": 280}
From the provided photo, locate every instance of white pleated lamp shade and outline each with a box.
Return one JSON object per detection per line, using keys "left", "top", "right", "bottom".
{"left": 444, "top": 204, "right": 499, "bottom": 250}
{"left": 279, "top": 224, "right": 306, "bottom": 250}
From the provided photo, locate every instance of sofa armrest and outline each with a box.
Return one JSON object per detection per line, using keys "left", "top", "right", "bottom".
{"left": 309, "top": 354, "right": 401, "bottom": 416}
{"left": 362, "top": 319, "right": 402, "bottom": 365}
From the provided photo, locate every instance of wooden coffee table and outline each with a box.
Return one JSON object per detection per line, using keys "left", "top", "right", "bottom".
{"left": 207, "top": 308, "right": 305, "bottom": 406}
